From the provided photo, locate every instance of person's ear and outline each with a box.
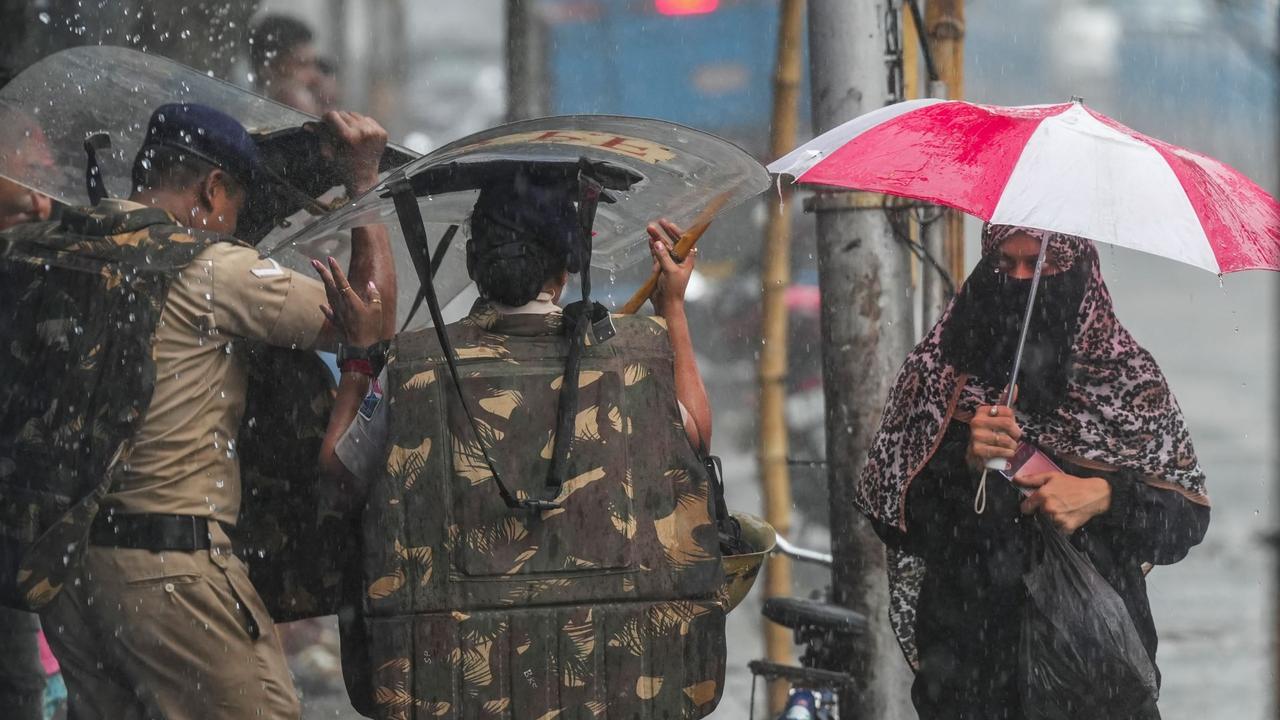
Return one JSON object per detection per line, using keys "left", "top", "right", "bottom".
{"left": 196, "top": 169, "right": 225, "bottom": 212}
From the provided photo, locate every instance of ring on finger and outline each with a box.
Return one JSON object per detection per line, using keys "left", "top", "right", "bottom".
{"left": 370, "top": 298, "right": 382, "bottom": 304}
{"left": 339, "top": 285, "right": 355, "bottom": 293}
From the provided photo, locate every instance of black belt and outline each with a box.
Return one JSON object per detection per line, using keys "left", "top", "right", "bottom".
{"left": 89, "top": 513, "right": 213, "bottom": 551}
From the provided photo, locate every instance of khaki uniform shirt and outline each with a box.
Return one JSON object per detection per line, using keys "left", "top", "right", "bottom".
{"left": 101, "top": 201, "right": 330, "bottom": 525}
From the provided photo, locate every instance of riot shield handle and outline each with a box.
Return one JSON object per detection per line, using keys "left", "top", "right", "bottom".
{"left": 84, "top": 133, "right": 112, "bottom": 205}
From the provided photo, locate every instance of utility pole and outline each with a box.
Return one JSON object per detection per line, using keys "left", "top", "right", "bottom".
{"left": 807, "top": 2, "right": 915, "bottom": 718}
{"left": 758, "top": 0, "right": 806, "bottom": 714}
{"left": 920, "top": 78, "right": 950, "bottom": 329}
{"left": 367, "top": 0, "right": 407, "bottom": 139}
{"left": 328, "top": 0, "right": 348, "bottom": 105}
{"left": 505, "top": 0, "right": 543, "bottom": 121}
{"left": 902, "top": 3, "right": 953, "bottom": 332}
{"left": 925, "top": 0, "right": 967, "bottom": 283}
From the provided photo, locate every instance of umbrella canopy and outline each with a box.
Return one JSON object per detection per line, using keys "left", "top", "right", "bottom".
{"left": 770, "top": 98, "right": 1280, "bottom": 274}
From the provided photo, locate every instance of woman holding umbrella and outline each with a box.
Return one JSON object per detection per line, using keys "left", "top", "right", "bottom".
{"left": 858, "top": 223, "right": 1210, "bottom": 719}
{"left": 770, "top": 97, "right": 1278, "bottom": 719}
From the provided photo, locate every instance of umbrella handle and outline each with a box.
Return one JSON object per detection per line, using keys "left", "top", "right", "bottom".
{"left": 976, "top": 231, "right": 1049, "bottom": 516}
{"left": 619, "top": 193, "right": 729, "bottom": 315}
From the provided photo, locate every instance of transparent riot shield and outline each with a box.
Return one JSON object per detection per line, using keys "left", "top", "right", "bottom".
{"left": 0, "top": 45, "right": 316, "bottom": 207}
{"left": 262, "top": 115, "right": 772, "bottom": 328}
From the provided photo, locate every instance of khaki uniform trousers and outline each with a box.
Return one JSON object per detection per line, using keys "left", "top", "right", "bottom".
{"left": 39, "top": 522, "right": 300, "bottom": 720}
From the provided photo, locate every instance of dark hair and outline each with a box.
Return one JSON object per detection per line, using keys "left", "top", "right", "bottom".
{"left": 131, "top": 145, "right": 231, "bottom": 196}
{"left": 250, "top": 15, "right": 314, "bottom": 74}
{"left": 468, "top": 209, "right": 570, "bottom": 307}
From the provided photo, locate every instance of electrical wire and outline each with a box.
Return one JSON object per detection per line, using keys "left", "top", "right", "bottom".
{"left": 883, "top": 197, "right": 956, "bottom": 296}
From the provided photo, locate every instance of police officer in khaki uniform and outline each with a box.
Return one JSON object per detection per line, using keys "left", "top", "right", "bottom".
{"left": 32, "top": 103, "right": 396, "bottom": 719}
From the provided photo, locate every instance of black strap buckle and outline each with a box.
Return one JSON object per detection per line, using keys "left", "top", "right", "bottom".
{"left": 84, "top": 133, "right": 113, "bottom": 205}
{"left": 590, "top": 306, "right": 616, "bottom": 344}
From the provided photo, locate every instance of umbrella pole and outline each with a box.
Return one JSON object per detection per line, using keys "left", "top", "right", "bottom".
{"left": 976, "top": 234, "right": 1050, "bottom": 511}
{"left": 1001, "top": 230, "right": 1051, "bottom": 412}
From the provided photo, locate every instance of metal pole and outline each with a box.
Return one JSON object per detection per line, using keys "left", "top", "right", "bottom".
{"left": 921, "top": 77, "right": 951, "bottom": 330}
{"left": 366, "top": 0, "right": 406, "bottom": 140}
{"left": 758, "top": 0, "right": 805, "bottom": 714}
{"left": 1001, "top": 236, "right": 1048, "bottom": 407}
{"left": 902, "top": 2, "right": 922, "bottom": 320}
{"left": 806, "top": 2, "right": 915, "bottom": 718}
{"left": 505, "top": 0, "right": 538, "bottom": 122}
{"left": 328, "top": 0, "right": 348, "bottom": 106}
{"left": 925, "top": 0, "right": 967, "bottom": 285}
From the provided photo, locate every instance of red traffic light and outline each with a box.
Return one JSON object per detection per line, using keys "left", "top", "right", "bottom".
{"left": 655, "top": 0, "right": 719, "bottom": 16}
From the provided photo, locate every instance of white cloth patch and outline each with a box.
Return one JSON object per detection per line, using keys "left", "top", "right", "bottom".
{"left": 250, "top": 258, "right": 285, "bottom": 278}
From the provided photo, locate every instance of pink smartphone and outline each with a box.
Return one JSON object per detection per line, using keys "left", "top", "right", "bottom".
{"left": 997, "top": 441, "right": 1063, "bottom": 490}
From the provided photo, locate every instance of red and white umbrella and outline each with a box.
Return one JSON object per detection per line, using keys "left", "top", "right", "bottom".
{"left": 769, "top": 98, "right": 1280, "bottom": 274}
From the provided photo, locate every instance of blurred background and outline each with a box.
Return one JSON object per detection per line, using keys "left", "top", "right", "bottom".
{"left": 0, "top": 0, "right": 1274, "bottom": 718}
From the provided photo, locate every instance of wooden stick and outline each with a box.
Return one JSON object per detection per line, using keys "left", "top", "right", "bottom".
{"left": 758, "top": 0, "right": 806, "bottom": 713}
{"left": 619, "top": 192, "right": 729, "bottom": 314}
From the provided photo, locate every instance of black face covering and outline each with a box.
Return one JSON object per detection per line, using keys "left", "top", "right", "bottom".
{"left": 940, "top": 256, "right": 1090, "bottom": 413}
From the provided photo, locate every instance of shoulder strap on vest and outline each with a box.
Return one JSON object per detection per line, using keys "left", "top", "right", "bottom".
{"left": 386, "top": 179, "right": 555, "bottom": 513}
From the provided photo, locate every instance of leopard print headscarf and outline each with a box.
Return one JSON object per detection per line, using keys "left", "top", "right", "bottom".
{"left": 857, "top": 224, "right": 1209, "bottom": 668}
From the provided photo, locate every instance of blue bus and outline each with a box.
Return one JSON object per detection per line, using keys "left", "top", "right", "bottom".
{"left": 533, "top": 0, "right": 809, "bottom": 157}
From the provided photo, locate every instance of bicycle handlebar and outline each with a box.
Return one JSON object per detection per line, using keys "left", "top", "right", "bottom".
{"left": 773, "top": 534, "right": 833, "bottom": 567}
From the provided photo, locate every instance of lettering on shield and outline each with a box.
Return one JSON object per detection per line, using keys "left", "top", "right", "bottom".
{"left": 460, "top": 130, "right": 676, "bottom": 164}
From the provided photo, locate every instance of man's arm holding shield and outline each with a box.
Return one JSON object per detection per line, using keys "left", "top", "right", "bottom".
{"left": 213, "top": 111, "right": 396, "bottom": 352}
{"left": 312, "top": 110, "right": 398, "bottom": 347}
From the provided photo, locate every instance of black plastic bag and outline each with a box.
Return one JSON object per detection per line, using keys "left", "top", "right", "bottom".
{"left": 1020, "top": 516, "right": 1159, "bottom": 720}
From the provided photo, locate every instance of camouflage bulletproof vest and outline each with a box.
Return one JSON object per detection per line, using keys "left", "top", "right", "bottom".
{"left": 0, "top": 206, "right": 221, "bottom": 610}
{"left": 359, "top": 301, "right": 727, "bottom": 720}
